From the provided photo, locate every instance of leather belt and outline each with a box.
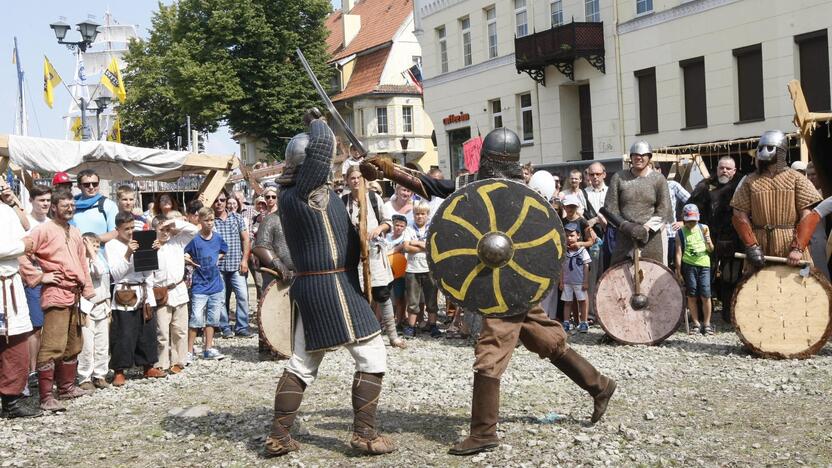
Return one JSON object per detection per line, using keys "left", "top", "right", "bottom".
{"left": 295, "top": 267, "right": 346, "bottom": 277}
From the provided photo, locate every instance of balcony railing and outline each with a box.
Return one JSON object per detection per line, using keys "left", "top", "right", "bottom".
{"left": 515, "top": 21, "right": 605, "bottom": 85}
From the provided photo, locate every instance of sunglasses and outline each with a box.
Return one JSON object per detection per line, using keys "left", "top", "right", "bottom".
{"left": 81, "top": 182, "right": 99, "bottom": 188}
{"left": 265, "top": 195, "right": 277, "bottom": 199}
{"left": 215, "top": 198, "right": 226, "bottom": 203}
{"left": 588, "top": 172, "right": 604, "bottom": 176}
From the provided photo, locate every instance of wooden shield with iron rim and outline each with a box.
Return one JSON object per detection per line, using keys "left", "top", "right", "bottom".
{"left": 427, "top": 179, "right": 565, "bottom": 318}
{"left": 257, "top": 280, "right": 293, "bottom": 359}
{"left": 595, "top": 258, "right": 685, "bottom": 345}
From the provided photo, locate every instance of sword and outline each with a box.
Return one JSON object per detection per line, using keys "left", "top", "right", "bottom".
{"left": 296, "top": 48, "right": 372, "bottom": 302}
{"left": 296, "top": 48, "right": 367, "bottom": 157}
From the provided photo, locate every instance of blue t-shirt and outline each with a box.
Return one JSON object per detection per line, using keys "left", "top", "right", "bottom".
{"left": 185, "top": 233, "right": 228, "bottom": 295}
{"left": 71, "top": 195, "right": 118, "bottom": 235}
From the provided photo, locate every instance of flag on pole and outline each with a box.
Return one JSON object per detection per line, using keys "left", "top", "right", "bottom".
{"left": 43, "top": 56, "right": 62, "bottom": 108}
{"left": 101, "top": 56, "right": 126, "bottom": 103}
{"left": 108, "top": 115, "right": 122, "bottom": 143}
{"left": 70, "top": 117, "right": 83, "bottom": 141}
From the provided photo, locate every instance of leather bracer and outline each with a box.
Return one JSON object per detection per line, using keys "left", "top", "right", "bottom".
{"left": 791, "top": 211, "right": 821, "bottom": 252}
{"left": 731, "top": 213, "right": 759, "bottom": 247}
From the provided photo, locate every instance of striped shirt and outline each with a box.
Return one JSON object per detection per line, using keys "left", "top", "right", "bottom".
{"left": 213, "top": 212, "right": 247, "bottom": 272}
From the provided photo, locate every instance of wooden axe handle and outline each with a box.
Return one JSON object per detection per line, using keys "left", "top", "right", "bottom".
{"left": 734, "top": 252, "right": 810, "bottom": 267}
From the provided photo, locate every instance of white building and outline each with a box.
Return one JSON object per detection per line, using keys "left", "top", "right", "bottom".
{"left": 327, "top": 0, "right": 438, "bottom": 172}
{"left": 415, "top": 0, "right": 832, "bottom": 174}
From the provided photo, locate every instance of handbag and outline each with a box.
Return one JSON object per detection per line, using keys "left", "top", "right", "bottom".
{"left": 153, "top": 286, "right": 169, "bottom": 307}
{"left": 114, "top": 285, "right": 138, "bottom": 308}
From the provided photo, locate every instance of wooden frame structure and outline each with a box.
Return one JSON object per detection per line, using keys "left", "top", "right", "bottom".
{"left": 0, "top": 135, "right": 238, "bottom": 203}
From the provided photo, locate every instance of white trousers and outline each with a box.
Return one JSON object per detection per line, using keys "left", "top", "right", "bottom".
{"left": 156, "top": 303, "right": 189, "bottom": 369}
{"left": 78, "top": 316, "right": 109, "bottom": 382}
{"left": 285, "top": 316, "right": 387, "bottom": 386}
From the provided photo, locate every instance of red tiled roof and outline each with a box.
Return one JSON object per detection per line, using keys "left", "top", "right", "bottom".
{"left": 332, "top": 47, "right": 390, "bottom": 102}
{"left": 325, "top": 0, "right": 413, "bottom": 61}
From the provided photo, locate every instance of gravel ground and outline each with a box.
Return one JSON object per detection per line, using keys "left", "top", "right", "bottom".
{"left": 2, "top": 315, "right": 832, "bottom": 467}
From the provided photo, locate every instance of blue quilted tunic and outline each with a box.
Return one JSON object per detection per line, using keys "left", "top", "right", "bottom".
{"left": 278, "top": 120, "right": 380, "bottom": 351}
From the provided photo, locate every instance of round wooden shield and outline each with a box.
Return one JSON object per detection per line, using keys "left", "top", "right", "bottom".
{"left": 427, "top": 178, "right": 565, "bottom": 317}
{"left": 595, "top": 259, "right": 685, "bottom": 345}
{"left": 257, "top": 280, "right": 293, "bottom": 359}
{"left": 732, "top": 265, "right": 832, "bottom": 359}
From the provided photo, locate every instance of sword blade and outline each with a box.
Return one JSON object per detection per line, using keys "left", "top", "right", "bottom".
{"left": 295, "top": 48, "right": 368, "bottom": 157}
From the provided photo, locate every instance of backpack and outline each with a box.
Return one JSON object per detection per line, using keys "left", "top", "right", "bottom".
{"left": 677, "top": 223, "right": 708, "bottom": 255}
{"left": 342, "top": 192, "right": 382, "bottom": 225}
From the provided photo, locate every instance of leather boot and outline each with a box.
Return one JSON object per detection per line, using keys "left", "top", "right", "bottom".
{"left": 112, "top": 370, "right": 126, "bottom": 387}
{"left": 37, "top": 362, "right": 65, "bottom": 412}
{"left": 350, "top": 372, "right": 396, "bottom": 455}
{"left": 448, "top": 374, "right": 501, "bottom": 455}
{"left": 552, "top": 348, "right": 616, "bottom": 423}
{"left": 1, "top": 395, "right": 42, "bottom": 419}
{"left": 56, "top": 359, "right": 93, "bottom": 400}
{"left": 264, "top": 371, "right": 306, "bottom": 457}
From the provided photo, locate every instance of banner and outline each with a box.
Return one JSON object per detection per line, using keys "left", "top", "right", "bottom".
{"left": 462, "top": 136, "right": 483, "bottom": 173}
{"left": 43, "top": 56, "right": 62, "bottom": 108}
{"left": 101, "top": 56, "right": 126, "bottom": 103}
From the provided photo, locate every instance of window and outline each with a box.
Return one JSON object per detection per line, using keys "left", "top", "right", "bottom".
{"left": 376, "top": 107, "right": 388, "bottom": 134}
{"left": 515, "top": 0, "right": 528, "bottom": 38}
{"left": 460, "top": 17, "right": 472, "bottom": 66}
{"left": 681, "top": 57, "right": 707, "bottom": 128}
{"left": 485, "top": 7, "right": 498, "bottom": 59}
{"left": 585, "top": 0, "right": 600, "bottom": 22}
{"left": 402, "top": 106, "right": 413, "bottom": 133}
{"left": 796, "top": 29, "right": 830, "bottom": 112}
{"left": 550, "top": 0, "right": 563, "bottom": 27}
{"left": 519, "top": 93, "right": 533, "bottom": 143}
{"left": 355, "top": 108, "right": 364, "bottom": 136}
{"left": 733, "top": 44, "right": 764, "bottom": 121}
{"left": 636, "top": 0, "right": 652, "bottom": 14}
{"left": 635, "top": 67, "right": 658, "bottom": 134}
{"left": 437, "top": 26, "right": 448, "bottom": 73}
{"left": 490, "top": 99, "right": 503, "bottom": 129}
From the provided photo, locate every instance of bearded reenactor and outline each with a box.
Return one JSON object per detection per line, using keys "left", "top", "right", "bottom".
{"left": 731, "top": 130, "right": 822, "bottom": 268}
{"left": 603, "top": 141, "right": 674, "bottom": 264}
{"left": 688, "top": 156, "right": 743, "bottom": 322}
{"left": 263, "top": 111, "right": 395, "bottom": 457}
{"left": 361, "top": 127, "right": 616, "bottom": 456}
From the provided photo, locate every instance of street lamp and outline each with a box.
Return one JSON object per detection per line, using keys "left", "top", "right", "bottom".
{"left": 49, "top": 18, "right": 101, "bottom": 141}
{"left": 94, "top": 96, "right": 111, "bottom": 140}
{"left": 400, "top": 136, "right": 409, "bottom": 166}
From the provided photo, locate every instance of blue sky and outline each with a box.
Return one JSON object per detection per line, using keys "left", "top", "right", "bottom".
{"left": 2, "top": 1, "right": 274, "bottom": 156}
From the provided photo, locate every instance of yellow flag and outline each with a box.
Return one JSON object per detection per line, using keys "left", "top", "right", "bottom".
{"left": 43, "top": 56, "right": 62, "bottom": 108}
{"left": 108, "top": 115, "right": 122, "bottom": 143}
{"left": 70, "top": 117, "right": 83, "bottom": 141}
{"left": 101, "top": 57, "right": 126, "bottom": 103}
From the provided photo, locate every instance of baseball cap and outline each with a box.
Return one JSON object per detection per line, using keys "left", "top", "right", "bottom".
{"left": 391, "top": 214, "right": 407, "bottom": 224}
{"left": 562, "top": 194, "right": 581, "bottom": 207}
{"left": 791, "top": 161, "right": 808, "bottom": 172}
{"left": 52, "top": 172, "right": 71, "bottom": 185}
{"left": 564, "top": 222, "right": 579, "bottom": 233}
{"left": 682, "top": 204, "right": 700, "bottom": 221}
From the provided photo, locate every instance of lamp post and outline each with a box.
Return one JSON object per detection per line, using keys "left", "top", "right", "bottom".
{"left": 94, "top": 96, "right": 111, "bottom": 140}
{"left": 400, "top": 136, "right": 409, "bottom": 166}
{"left": 49, "top": 19, "right": 100, "bottom": 141}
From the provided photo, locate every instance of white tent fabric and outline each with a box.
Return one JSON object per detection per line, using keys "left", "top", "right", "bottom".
{"left": 8, "top": 135, "right": 190, "bottom": 180}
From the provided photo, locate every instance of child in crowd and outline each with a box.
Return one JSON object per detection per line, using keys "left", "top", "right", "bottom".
{"left": 77, "top": 233, "right": 111, "bottom": 391}
{"left": 116, "top": 185, "right": 148, "bottom": 231}
{"left": 674, "top": 204, "right": 714, "bottom": 335}
{"left": 106, "top": 212, "right": 162, "bottom": 386}
{"left": 402, "top": 202, "right": 440, "bottom": 338}
{"left": 384, "top": 214, "right": 408, "bottom": 327}
{"left": 559, "top": 223, "right": 591, "bottom": 333}
{"left": 184, "top": 207, "right": 228, "bottom": 362}
{"left": 562, "top": 194, "right": 597, "bottom": 248}
{"left": 153, "top": 211, "right": 199, "bottom": 373}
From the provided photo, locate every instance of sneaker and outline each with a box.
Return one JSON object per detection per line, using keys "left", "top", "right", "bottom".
{"left": 235, "top": 330, "right": 254, "bottom": 338}
{"left": 429, "top": 324, "right": 442, "bottom": 338}
{"left": 185, "top": 352, "right": 195, "bottom": 366}
{"left": 203, "top": 348, "right": 226, "bottom": 360}
{"left": 402, "top": 326, "right": 415, "bottom": 338}
{"left": 79, "top": 381, "right": 96, "bottom": 391}
{"left": 578, "top": 322, "right": 589, "bottom": 333}
{"left": 563, "top": 320, "right": 572, "bottom": 332}
{"left": 220, "top": 329, "right": 234, "bottom": 338}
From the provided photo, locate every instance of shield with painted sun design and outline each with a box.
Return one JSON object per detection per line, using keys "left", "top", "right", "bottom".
{"left": 427, "top": 178, "right": 565, "bottom": 317}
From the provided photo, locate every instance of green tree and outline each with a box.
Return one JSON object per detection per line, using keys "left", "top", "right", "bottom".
{"left": 121, "top": 0, "right": 332, "bottom": 157}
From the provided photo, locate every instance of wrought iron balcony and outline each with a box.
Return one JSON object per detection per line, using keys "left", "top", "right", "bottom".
{"left": 515, "top": 21, "right": 605, "bottom": 85}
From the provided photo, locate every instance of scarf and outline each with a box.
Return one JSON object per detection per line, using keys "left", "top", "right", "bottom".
{"left": 74, "top": 193, "right": 105, "bottom": 212}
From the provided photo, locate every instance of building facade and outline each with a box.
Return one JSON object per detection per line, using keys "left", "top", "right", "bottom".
{"left": 415, "top": 0, "right": 832, "bottom": 174}
{"left": 327, "top": 0, "right": 438, "bottom": 172}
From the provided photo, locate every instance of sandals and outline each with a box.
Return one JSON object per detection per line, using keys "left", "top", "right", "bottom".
{"left": 703, "top": 324, "right": 715, "bottom": 335}
{"left": 689, "top": 323, "right": 701, "bottom": 335}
